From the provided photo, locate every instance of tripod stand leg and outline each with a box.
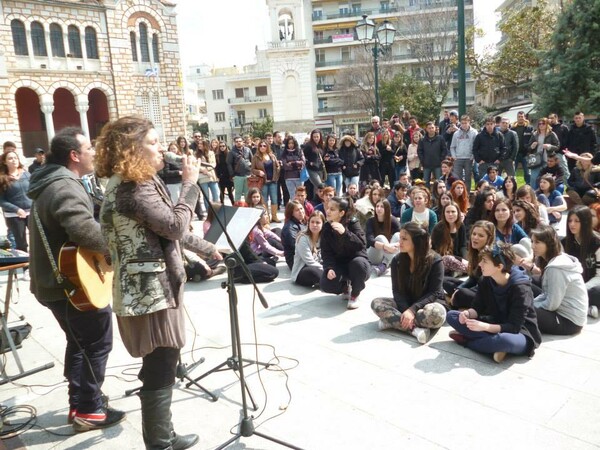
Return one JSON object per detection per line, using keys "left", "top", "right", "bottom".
{"left": 181, "top": 374, "right": 218, "bottom": 402}
{"left": 254, "top": 430, "right": 305, "bottom": 449}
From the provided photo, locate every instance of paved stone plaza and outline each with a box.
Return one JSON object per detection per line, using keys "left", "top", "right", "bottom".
{"left": 2, "top": 234, "right": 600, "bottom": 450}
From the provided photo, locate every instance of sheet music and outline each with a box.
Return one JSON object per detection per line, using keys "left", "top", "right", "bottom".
{"left": 204, "top": 205, "right": 263, "bottom": 253}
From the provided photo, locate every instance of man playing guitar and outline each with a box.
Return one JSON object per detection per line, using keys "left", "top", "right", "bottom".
{"left": 27, "top": 127, "right": 125, "bottom": 432}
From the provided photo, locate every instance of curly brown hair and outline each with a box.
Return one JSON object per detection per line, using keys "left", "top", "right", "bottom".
{"left": 95, "top": 116, "right": 156, "bottom": 182}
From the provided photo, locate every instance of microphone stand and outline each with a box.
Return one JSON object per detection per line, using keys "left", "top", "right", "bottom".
{"left": 189, "top": 201, "right": 302, "bottom": 449}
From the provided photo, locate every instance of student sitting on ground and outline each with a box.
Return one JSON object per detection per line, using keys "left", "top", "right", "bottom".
{"left": 365, "top": 198, "right": 401, "bottom": 277}
{"left": 291, "top": 211, "right": 325, "bottom": 288}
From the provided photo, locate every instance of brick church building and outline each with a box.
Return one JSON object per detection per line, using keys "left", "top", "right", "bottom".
{"left": 0, "top": 0, "right": 185, "bottom": 156}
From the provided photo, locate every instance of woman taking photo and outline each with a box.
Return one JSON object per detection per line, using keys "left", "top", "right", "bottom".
{"left": 97, "top": 116, "right": 220, "bottom": 449}
{"left": 291, "top": 211, "right": 325, "bottom": 288}
{"left": 251, "top": 140, "right": 281, "bottom": 223}
{"left": 157, "top": 142, "right": 183, "bottom": 205}
{"left": 320, "top": 196, "right": 370, "bottom": 310}
{"left": 280, "top": 135, "right": 305, "bottom": 200}
{"left": 371, "top": 222, "right": 447, "bottom": 344}
{"left": 215, "top": 141, "right": 234, "bottom": 204}
{"left": 431, "top": 202, "right": 468, "bottom": 275}
{"left": 531, "top": 225, "right": 587, "bottom": 335}
{"left": 446, "top": 244, "right": 542, "bottom": 363}
{"left": 0, "top": 151, "right": 31, "bottom": 256}
{"left": 323, "top": 134, "right": 344, "bottom": 196}
{"left": 365, "top": 199, "right": 401, "bottom": 277}
{"left": 197, "top": 138, "right": 220, "bottom": 213}
{"left": 536, "top": 174, "right": 567, "bottom": 224}
{"left": 444, "top": 220, "right": 496, "bottom": 310}
{"left": 562, "top": 206, "right": 600, "bottom": 318}
{"left": 339, "top": 134, "right": 364, "bottom": 190}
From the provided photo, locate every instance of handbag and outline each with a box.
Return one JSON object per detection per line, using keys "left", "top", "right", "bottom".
{"left": 300, "top": 166, "right": 309, "bottom": 183}
{"left": 247, "top": 175, "right": 265, "bottom": 190}
{"left": 526, "top": 151, "right": 543, "bottom": 169}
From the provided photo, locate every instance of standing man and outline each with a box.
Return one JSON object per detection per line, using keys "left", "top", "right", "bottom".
{"left": 438, "top": 110, "right": 450, "bottom": 134}
{"left": 567, "top": 111, "right": 597, "bottom": 171}
{"left": 227, "top": 135, "right": 252, "bottom": 201}
{"left": 417, "top": 121, "right": 448, "bottom": 189}
{"left": 473, "top": 117, "right": 506, "bottom": 179}
{"left": 272, "top": 130, "right": 289, "bottom": 208}
{"left": 403, "top": 116, "right": 424, "bottom": 148}
{"left": 442, "top": 110, "right": 460, "bottom": 148}
{"left": 189, "top": 131, "right": 202, "bottom": 153}
{"left": 450, "top": 115, "right": 477, "bottom": 191}
{"left": 512, "top": 111, "right": 533, "bottom": 185}
{"left": 548, "top": 113, "right": 570, "bottom": 180}
{"left": 28, "top": 148, "right": 46, "bottom": 174}
{"left": 27, "top": 127, "right": 125, "bottom": 431}
{"left": 498, "top": 117, "right": 518, "bottom": 177}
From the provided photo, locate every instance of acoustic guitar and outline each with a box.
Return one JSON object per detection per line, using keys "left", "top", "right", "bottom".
{"left": 58, "top": 244, "right": 113, "bottom": 311}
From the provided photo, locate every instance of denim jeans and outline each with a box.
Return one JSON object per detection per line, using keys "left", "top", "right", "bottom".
{"left": 515, "top": 154, "right": 531, "bottom": 185}
{"left": 344, "top": 175, "right": 360, "bottom": 190}
{"left": 423, "top": 167, "right": 442, "bottom": 189}
{"left": 326, "top": 172, "right": 343, "bottom": 196}
{"left": 199, "top": 181, "right": 220, "bottom": 211}
{"left": 394, "top": 165, "right": 407, "bottom": 182}
{"left": 285, "top": 178, "right": 303, "bottom": 200}
{"left": 233, "top": 175, "right": 248, "bottom": 201}
{"left": 262, "top": 181, "right": 278, "bottom": 207}
{"left": 452, "top": 159, "right": 473, "bottom": 192}
{"left": 529, "top": 166, "right": 542, "bottom": 189}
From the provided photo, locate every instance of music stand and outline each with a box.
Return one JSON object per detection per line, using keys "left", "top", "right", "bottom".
{"left": 189, "top": 204, "right": 302, "bottom": 450}
{"left": 0, "top": 260, "right": 55, "bottom": 385}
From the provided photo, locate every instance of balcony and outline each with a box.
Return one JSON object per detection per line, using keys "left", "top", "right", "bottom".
{"left": 228, "top": 95, "right": 272, "bottom": 105}
{"left": 232, "top": 117, "right": 270, "bottom": 127}
{"left": 267, "top": 39, "right": 308, "bottom": 50}
{"left": 317, "top": 84, "right": 336, "bottom": 92}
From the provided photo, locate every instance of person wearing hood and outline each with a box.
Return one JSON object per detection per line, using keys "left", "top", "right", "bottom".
{"left": 339, "top": 134, "right": 364, "bottom": 190}
{"left": 446, "top": 243, "right": 542, "bottom": 363}
{"left": 531, "top": 225, "right": 588, "bottom": 335}
{"left": 27, "top": 127, "right": 126, "bottom": 431}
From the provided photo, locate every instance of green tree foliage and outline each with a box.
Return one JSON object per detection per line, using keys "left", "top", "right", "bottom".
{"left": 535, "top": 0, "right": 600, "bottom": 116}
{"left": 379, "top": 72, "right": 440, "bottom": 123}
{"left": 251, "top": 116, "right": 274, "bottom": 139}
{"left": 468, "top": 0, "right": 556, "bottom": 91}
{"left": 193, "top": 122, "right": 209, "bottom": 136}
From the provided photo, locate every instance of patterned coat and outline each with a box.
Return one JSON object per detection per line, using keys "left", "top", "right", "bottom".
{"left": 101, "top": 175, "right": 216, "bottom": 317}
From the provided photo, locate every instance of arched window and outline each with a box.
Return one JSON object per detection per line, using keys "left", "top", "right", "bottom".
{"left": 152, "top": 33, "right": 160, "bottom": 63}
{"left": 11, "top": 19, "right": 28, "bottom": 56}
{"left": 68, "top": 25, "right": 83, "bottom": 58}
{"left": 278, "top": 12, "right": 294, "bottom": 41}
{"left": 139, "top": 23, "right": 150, "bottom": 62}
{"left": 130, "top": 31, "right": 138, "bottom": 61}
{"left": 85, "top": 26, "right": 98, "bottom": 59}
{"left": 50, "top": 23, "right": 65, "bottom": 57}
{"left": 31, "top": 21, "right": 47, "bottom": 56}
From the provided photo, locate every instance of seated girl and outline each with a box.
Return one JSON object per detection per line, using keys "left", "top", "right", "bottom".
{"left": 443, "top": 220, "right": 495, "bottom": 310}
{"left": 249, "top": 207, "right": 284, "bottom": 261}
{"left": 431, "top": 202, "right": 468, "bottom": 275}
{"left": 371, "top": 222, "right": 447, "bottom": 344}
{"left": 366, "top": 199, "right": 401, "bottom": 277}
{"left": 355, "top": 187, "right": 383, "bottom": 229}
{"left": 320, "top": 197, "right": 370, "bottom": 310}
{"left": 463, "top": 189, "right": 494, "bottom": 232}
{"left": 492, "top": 198, "right": 528, "bottom": 246}
{"left": 449, "top": 180, "right": 469, "bottom": 217}
{"left": 562, "top": 206, "right": 600, "bottom": 318}
{"left": 432, "top": 192, "right": 453, "bottom": 221}
{"left": 281, "top": 200, "right": 306, "bottom": 270}
{"left": 512, "top": 199, "right": 540, "bottom": 236}
{"left": 291, "top": 211, "right": 325, "bottom": 288}
{"left": 499, "top": 176, "right": 518, "bottom": 202}
{"left": 446, "top": 244, "right": 542, "bottom": 363}
{"left": 531, "top": 225, "right": 588, "bottom": 335}
{"left": 516, "top": 185, "right": 549, "bottom": 225}
{"left": 536, "top": 174, "right": 567, "bottom": 225}
{"left": 400, "top": 187, "right": 437, "bottom": 234}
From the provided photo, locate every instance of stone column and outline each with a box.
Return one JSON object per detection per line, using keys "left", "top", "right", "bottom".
{"left": 40, "top": 95, "right": 55, "bottom": 141}
{"left": 76, "top": 96, "right": 90, "bottom": 138}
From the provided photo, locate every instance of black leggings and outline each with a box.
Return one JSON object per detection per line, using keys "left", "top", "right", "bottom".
{"left": 535, "top": 308, "right": 583, "bottom": 336}
{"left": 139, "top": 347, "right": 180, "bottom": 391}
{"left": 295, "top": 266, "right": 323, "bottom": 288}
{"left": 588, "top": 285, "right": 600, "bottom": 309}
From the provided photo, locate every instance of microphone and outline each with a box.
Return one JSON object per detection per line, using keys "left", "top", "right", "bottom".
{"left": 163, "top": 151, "right": 183, "bottom": 166}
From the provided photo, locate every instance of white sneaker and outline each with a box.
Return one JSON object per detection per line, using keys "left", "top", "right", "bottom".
{"left": 411, "top": 327, "right": 430, "bottom": 344}
{"left": 340, "top": 282, "right": 351, "bottom": 301}
{"left": 589, "top": 305, "right": 599, "bottom": 319}
{"left": 22, "top": 271, "right": 30, "bottom": 282}
{"left": 347, "top": 296, "right": 360, "bottom": 310}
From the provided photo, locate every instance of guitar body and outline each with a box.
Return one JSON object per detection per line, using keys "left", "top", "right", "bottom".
{"left": 58, "top": 244, "right": 113, "bottom": 311}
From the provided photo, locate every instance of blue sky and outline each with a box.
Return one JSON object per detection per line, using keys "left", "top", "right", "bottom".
{"left": 174, "top": 0, "right": 502, "bottom": 68}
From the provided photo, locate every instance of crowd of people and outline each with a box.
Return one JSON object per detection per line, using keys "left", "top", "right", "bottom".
{"left": 1, "top": 107, "right": 598, "bottom": 444}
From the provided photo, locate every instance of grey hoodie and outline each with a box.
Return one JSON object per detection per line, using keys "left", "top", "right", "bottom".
{"left": 534, "top": 253, "right": 588, "bottom": 327}
{"left": 450, "top": 125, "right": 477, "bottom": 160}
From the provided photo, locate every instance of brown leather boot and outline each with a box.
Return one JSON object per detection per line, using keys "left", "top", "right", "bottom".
{"left": 270, "top": 205, "right": 281, "bottom": 223}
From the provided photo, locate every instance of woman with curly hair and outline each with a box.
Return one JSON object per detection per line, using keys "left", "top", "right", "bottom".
{"left": 512, "top": 199, "right": 540, "bottom": 235}
{"left": 371, "top": 222, "right": 447, "bottom": 344}
{"left": 450, "top": 179, "right": 469, "bottom": 215}
{"left": 96, "top": 116, "right": 219, "bottom": 449}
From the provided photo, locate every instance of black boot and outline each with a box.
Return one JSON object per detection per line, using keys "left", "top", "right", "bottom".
{"left": 139, "top": 386, "right": 198, "bottom": 450}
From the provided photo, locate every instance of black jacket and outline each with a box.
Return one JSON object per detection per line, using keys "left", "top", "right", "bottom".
{"left": 320, "top": 218, "right": 367, "bottom": 271}
{"left": 281, "top": 218, "right": 303, "bottom": 270}
{"left": 551, "top": 122, "right": 570, "bottom": 151}
{"left": 512, "top": 122, "right": 534, "bottom": 156}
{"left": 568, "top": 123, "right": 597, "bottom": 155}
{"left": 323, "top": 147, "right": 344, "bottom": 174}
{"left": 472, "top": 266, "right": 542, "bottom": 356}
{"left": 339, "top": 140, "right": 364, "bottom": 177}
{"left": 473, "top": 129, "right": 506, "bottom": 163}
{"left": 417, "top": 134, "right": 448, "bottom": 169}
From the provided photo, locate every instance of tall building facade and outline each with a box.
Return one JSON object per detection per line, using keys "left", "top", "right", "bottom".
{"left": 265, "top": 0, "right": 476, "bottom": 135}
{"left": 0, "top": 0, "right": 185, "bottom": 156}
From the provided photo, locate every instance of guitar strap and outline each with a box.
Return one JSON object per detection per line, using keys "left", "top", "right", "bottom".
{"left": 31, "top": 204, "right": 78, "bottom": 294}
